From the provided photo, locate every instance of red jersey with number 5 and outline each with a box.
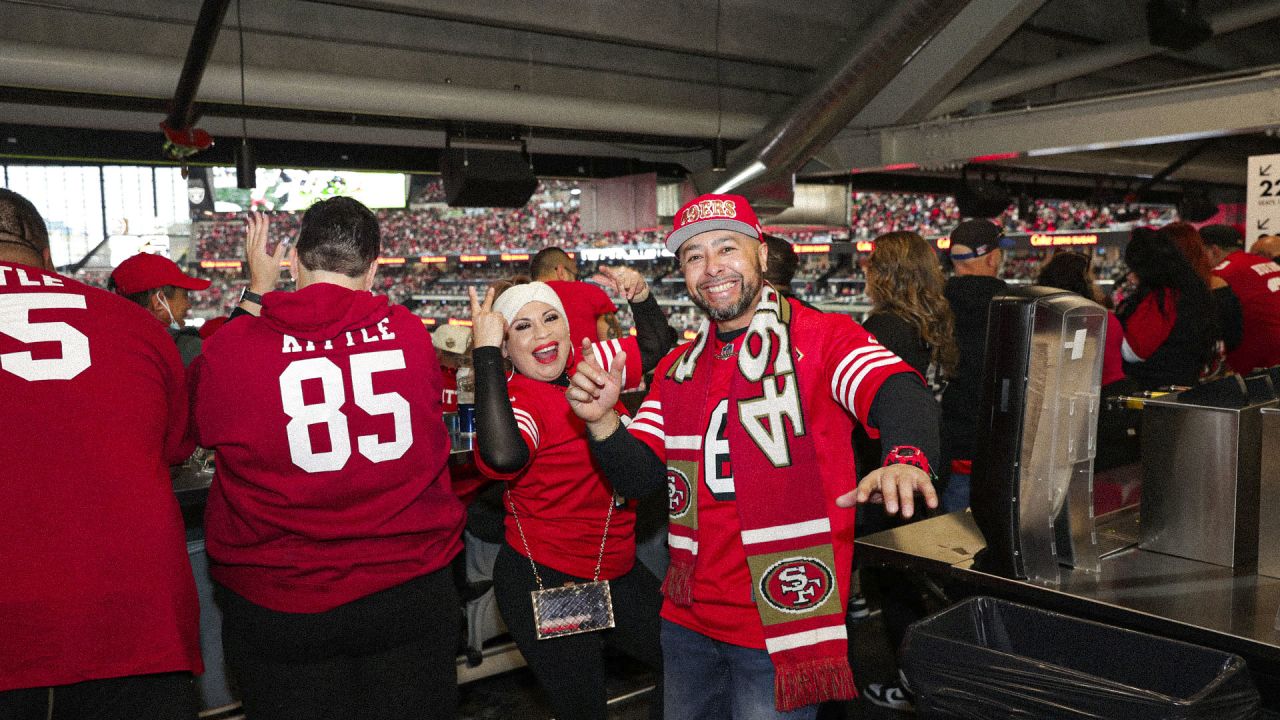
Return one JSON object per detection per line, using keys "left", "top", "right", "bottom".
{"left": 0, "top": 261, "right": 200, "bottom": 691}
{"left": 1212, "top": 250, "right": 1280, "bottom": 373}
{"left": 191, "top": 282, "right": 464, "bottom": 613}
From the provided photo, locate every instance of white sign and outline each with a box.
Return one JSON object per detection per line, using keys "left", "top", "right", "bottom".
{"left": 1246, "top": 153, "right": 1280, "bottom": 250}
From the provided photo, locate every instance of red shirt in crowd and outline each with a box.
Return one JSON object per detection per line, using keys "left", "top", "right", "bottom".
{"left": 628, "top": 303, "right": 914, "bottom": 649}
{"left": 0, "top": 261, "right": 201, "bottom": 691}
{"left": 1212, "top": 250, "right": 1280, "bottom": 374}
{"left": 475, "top": 337, "right": 643, "bottom": 579}
{"left": 191, "top": 282, "right": 464, "bottom": 613}
{"left": 1120, "top": 291, "right": 1178, "bottom": 363}
{"left": 545, "top": 280, "right": 616, "bottom": 351}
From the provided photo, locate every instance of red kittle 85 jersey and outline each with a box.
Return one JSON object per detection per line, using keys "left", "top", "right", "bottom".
{"left": 0, "top": 261, "right": 201, "bottom": 691}
{"left": 191, "top": 283, "right": 464, "bottom": 614}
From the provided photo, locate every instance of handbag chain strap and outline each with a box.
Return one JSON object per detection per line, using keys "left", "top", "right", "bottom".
{"left": 507, "top": 490, "right": 615, "bottom": 589}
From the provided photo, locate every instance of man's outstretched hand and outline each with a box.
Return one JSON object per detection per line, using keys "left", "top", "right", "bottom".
{"left": 837, "top": 464, "right": 938, "bottom": 519}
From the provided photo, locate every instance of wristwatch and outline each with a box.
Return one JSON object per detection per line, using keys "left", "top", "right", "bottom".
{"left": 884, "top": 445, "right": 932, "bottom": 477}
{"left": 239, "top": 287, "right": 264, "bottom": 305}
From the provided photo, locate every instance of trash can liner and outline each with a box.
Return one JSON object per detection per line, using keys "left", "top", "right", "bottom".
{"left": 901, "top": 597, "right": 1260, "bottom": 719}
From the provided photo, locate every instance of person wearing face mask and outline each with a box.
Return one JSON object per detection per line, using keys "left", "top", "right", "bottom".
{"left": 469, "top": 280, "right": 665, "bottom": 720}
{"left": 110, "top": 253, "right": 211, "bottom": 366}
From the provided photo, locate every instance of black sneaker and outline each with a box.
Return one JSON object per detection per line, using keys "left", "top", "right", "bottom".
{"left": 847, "top": 593, "right": 870, "bottom": 621}
{"left": 864, "top": 681, "right": 914, "bottom": 712}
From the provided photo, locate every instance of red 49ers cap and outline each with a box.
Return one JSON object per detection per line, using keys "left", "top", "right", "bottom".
{"left": 111, "top": 252, "right": 212, "bottom": 295}
{"left": 666, "top": 193, "right": 763, "bottom": 254}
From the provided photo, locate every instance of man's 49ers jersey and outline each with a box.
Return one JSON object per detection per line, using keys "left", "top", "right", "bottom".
{"left": 0, "top": 261, "right": 200, "bottom": 691}
{"left": 628, "top": 300, "right": 915, "bottom": 648}
{"left": 1213, "top": 250, "right": 1280, "bottom": 373}
{"left": 191, "top": 282, "right": 464, "bottom": 613}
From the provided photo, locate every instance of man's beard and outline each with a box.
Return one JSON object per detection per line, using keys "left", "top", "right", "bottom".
{"left": 691, "top": 272, "right": 762, "bottom": 324}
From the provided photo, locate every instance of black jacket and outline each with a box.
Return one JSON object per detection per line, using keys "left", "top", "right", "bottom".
{"left": 940, "top": 275, "right": 1007, "bottom": 467}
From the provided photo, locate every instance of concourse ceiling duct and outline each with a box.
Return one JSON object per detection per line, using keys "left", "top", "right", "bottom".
{"left": 0, "top": 40, "right": 769, "bottom": 143}
{"left": 693, "top": 0, "right": 973, "bottom": 198}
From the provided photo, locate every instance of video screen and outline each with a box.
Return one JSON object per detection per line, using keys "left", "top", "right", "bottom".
{"left": 211, "top": 168, "right": 408, "bottom": 212}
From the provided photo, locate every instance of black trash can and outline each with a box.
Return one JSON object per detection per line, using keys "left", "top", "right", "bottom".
{"left": 901, "top": 597, "right": 1259, "bottom": 719}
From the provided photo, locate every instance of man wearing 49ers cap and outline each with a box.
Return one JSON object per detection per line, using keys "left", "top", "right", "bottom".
{"left": 110, "top": 252, "right": 212, "bottom": 366}
{"left": 0, "top": 189, "right": 201, "bottom": 719}
{"left": 190, "top": 196, "right": 464, "bottom": 719}
{"left": 567, "top": 193, "right": 940, "bottom": 718}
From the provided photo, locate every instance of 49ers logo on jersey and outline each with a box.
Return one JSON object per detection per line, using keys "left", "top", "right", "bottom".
{"left": 759, "top": 557, "right": 834, "bottom": 614}
{"left": 667, "top": 467, "right": 692, "bottom": 519}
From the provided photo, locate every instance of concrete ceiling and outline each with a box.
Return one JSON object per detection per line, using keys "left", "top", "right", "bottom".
{"left": 1, "top": 0, "right": 1278, "bottom": 187}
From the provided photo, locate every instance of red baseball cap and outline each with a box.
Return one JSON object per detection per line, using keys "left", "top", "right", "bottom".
{"left": 111, "top": 253, "right": 211, "bottom": 295}
{"left": 666, "top": 193, "right": 763, "bottom": 253}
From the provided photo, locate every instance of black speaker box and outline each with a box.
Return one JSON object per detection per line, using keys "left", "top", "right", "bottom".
{"left": 956, "top": 180, "right": 1011, "bottom": 219}
{"left": 442, "top": 148, "right": 538, "bottom": 208}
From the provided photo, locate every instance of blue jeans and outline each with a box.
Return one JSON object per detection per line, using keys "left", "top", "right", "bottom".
{"left": 662, "top": 620, "right": 818, "bottom": 720}
{"left": 942, "top": 471, "right": 971, "bottom": 513}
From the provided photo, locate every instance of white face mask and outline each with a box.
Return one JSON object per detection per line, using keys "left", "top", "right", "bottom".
{"left": 155, "top": 291, "right": 181, "bottom": 331}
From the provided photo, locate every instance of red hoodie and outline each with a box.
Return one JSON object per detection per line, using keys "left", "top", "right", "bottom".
{"left": 191, "top": 282, "right": 464, "bottom": 613}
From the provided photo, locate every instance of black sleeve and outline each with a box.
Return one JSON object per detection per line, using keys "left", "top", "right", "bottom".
{"left": 229, "top": 306, "right": 252, "bottom": 321}
{"left": 1212, "top": 285, "right": 1243, "bottom": 352}
{"left": 629, "top": 295, "right": 679, "bottom": 373}
{"left": 866, "top": 373, "right": 941, "bottom": 471}
{"left": 588, "top": 423, "right": 666, "bottom": 499}
{"left": 473, "top": 346, "right": 530, "bottom": 474}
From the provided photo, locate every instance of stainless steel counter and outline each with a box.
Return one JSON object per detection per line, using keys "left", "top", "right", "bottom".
{"left": 856, "top": 509, "right": 1280, "bottom": 676}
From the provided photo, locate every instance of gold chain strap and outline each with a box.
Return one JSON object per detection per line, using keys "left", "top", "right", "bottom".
{"left": 507, "top": 490, "right": 616, "bottom": 588}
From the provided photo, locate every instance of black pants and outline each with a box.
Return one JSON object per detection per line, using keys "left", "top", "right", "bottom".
{"left": 493, "top": 544, "right": 663, "bottom": 720}
{"left": 216, "top": 566, "right": 460, "bottom": 720}
{"left": 0, "top": 673, "right": 198, "bottom": 720}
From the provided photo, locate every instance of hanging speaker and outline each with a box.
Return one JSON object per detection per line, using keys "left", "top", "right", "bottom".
{"left": 235, "top": 138, "right": 256, "bottom": 190}
{"left": 1178, "top": 189, "right": 1218, "bottom": 223}
{"left": 442, "top": 148, "right": 538, "bottom": 208}
{"left": 957, "top": 179, "right": 1011, "bottom": 219}
{"left": 1147, "top": 0, "right": 1212, "bottom": 52}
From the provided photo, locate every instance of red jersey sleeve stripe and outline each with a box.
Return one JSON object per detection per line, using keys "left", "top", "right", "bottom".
{"left": 833, "top": 349, "right": 896, "bottom": 414}
{"left": 848, "top": 357, "right": 914, "bottom": 424}
{"left": 511, "top": 407, "right": 540, "bottom": 449}
{"left": 831, "top": 347, "right": 892, "bottom": 403}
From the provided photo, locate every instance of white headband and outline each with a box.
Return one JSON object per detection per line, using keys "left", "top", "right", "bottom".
{"left": 491, "top": 281, "right": 567, "bottom": 325}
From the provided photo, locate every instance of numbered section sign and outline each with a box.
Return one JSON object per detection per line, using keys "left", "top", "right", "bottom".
{"left": 1247, "top": 153, "right": 1280, "bottom": 250}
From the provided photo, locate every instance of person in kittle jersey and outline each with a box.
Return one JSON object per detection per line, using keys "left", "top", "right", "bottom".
{"left": 190, "top": 196, "right": 464, "bottom": 720}
{"left": 0, "top": 189, "right": 201, "bottom": 720}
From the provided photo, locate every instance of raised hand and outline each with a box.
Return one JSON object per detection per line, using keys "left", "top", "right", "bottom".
{"left": 567, "top": 337, "right": 627, "bottom": 434}
{"left": 244, "top": 212, "right": 287, "bottom": 296}
{"left": 591, "top": 266, "right": 650, "bottom": 303}
{"left": 469, "top": 286, "right": 506, "bottom": 349}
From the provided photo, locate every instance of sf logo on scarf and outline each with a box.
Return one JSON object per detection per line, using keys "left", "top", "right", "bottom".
{"left": 760, "top": 557, "right": 833, "bottom": 613}
{"left": 667, "top": 468, "right": 692, "bottom": 519}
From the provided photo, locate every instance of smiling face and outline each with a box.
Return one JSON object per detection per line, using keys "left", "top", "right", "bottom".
{"left": 678, "top": 229, "right": 769, "bottom": 331}
{"left": 504, "top": 300, "right": 572, "bottom": 381}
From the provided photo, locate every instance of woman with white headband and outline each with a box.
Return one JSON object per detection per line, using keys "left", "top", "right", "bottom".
{"left": 469, "top": 276, "right": 671, "bottom": 720}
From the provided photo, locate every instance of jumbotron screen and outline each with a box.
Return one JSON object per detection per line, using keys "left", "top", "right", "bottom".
{"left": 211, "top": 168, "right": 408, "bottom": 212}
